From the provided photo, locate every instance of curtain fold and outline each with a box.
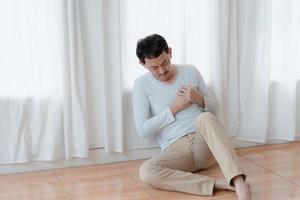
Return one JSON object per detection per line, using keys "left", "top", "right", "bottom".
{"left": 98, "top": 0, "right": 124, "bottom": 152}
{"left": 62, "top": 0, "right": 89, "bottom": 158}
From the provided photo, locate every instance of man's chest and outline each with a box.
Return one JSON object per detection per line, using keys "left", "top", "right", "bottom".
{"left": 147, "top": 81, "right": 198, "bottom": 114}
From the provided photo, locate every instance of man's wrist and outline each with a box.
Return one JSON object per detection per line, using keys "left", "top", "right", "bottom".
{"left": 170, "top": 105, "right": 179, "bottom": 116}
{"left": 196, "top": 95, "right": 205, "bottom": 108}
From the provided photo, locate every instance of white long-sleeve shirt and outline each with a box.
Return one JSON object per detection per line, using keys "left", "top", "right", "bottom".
{"left": 132, "top": 64, "right": 217, "bottom": 151}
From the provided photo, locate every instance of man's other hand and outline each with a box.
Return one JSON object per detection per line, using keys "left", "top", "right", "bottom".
{"left": 170, "top": 92, "right": 192, "bottom": 115}
{"left": 178, "top": 85, "right": 205, "bottom": 108}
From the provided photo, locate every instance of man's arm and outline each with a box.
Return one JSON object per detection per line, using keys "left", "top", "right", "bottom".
{"left": 132, "top": 81, "right": 176, "bottom": 139}
{"left": 195, "top": 71, "right": 217, "bottom": 112}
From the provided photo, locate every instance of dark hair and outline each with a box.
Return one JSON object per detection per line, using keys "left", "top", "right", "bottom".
{"left": 136, "top": 34, "right": 169, "bottom": 64}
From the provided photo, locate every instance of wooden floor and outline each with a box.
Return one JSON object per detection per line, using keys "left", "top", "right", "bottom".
{"left": 1, "top": 142, "right": 300, "bottom": 200}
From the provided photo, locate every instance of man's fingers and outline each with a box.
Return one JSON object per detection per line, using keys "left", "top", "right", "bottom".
{"left": 177, "top": 90, "right": 185, "bottom": 95}
{"left": 181, "top": 87, "right": 193, "bottom": 93}
{"left": 177, "top": 91, "right": 188, "bottom": 97}
{"left": 181, "top": 85, "right": 193, "bottom": 90}
{"left": 180, "top": 88, "right": 189, "bottom": 93}
{"left": 176, "top": 92, "right": 188, "bottom": 100}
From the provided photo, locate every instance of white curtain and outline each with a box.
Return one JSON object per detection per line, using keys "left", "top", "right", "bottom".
{"left": 1, "top": 0, "right": 300, "bottom": 164}
{"left": 0, "top": 0, "right": 91, "bottom": 163}
{"left": 0, "top": 0, "right": 125, "bottom": 163}
{"left": 98, "top": 0, "right": 123, "bottom": 152}
{"left": 63, "top": 0, "right": 89, "bottom": 158}
{"left": 0, "top": 0, "right": 65, "bottom": 163}
{"left": 236, "top": 0, "right": 300, "bottom": 142}
{"left": 75, "top": 0, "right": 124, "bottom": 153}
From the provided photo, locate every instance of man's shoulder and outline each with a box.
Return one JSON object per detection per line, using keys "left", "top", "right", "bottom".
{"left": 177, "top": 64, "right": 197, "bottom": 72}
{"left": 134, "top": 73, "right": 150, "bottom": 85}
{"left": 133, "top": 73, "right": 151, "bottom": 91}
{"left": 176, "top": 64, "right": 200, "bottom": 76}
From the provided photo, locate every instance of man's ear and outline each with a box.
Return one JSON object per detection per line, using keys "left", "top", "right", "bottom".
{"left": 139, "top": 60, "right": 148, "bottom": 69}
{"left": 139, "top": 60, "right": 145, "bottom": 66}
{"left": 168, "top": 47, "right": 172, "bottom": 58}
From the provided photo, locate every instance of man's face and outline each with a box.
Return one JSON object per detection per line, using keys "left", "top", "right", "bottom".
{"left": 142, "top": 49, "right": 173, "bottom": 82}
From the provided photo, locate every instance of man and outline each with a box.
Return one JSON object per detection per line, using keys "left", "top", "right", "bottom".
{"left": 132, "top": 34, "right": 251, "bottom": 200}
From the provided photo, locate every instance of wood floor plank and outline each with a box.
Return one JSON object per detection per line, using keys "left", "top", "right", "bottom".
{"left": 1, "top": 142, "right": 300, "bottom": 200}
{"left": 68, "top": 182, "right": 153, "bottom": 200}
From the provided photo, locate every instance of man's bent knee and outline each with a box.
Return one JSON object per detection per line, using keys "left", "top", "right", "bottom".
{"left": 139, "top": 160, "right": 160, "bottom": 184}
{"left": 195, "top": 112, "right": 214, "bottom": 127}
{"left": 196, "top": 112, "right": 214, "bottom": 121}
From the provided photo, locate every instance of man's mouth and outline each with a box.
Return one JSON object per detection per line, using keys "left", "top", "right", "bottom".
{"left": 159, "top": 71, "right": 168, "bottom": 77}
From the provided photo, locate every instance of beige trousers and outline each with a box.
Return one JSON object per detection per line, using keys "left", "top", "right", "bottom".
{"left": 139, "top": 112, "right": 245, "bottom": 196}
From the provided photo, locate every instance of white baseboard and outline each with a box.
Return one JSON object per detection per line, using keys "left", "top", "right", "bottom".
{"left": 0, "top": 138, "right": 287, "bottom": 175}
{"left": 0, "top": 148, "right": 160, "bottom": 175}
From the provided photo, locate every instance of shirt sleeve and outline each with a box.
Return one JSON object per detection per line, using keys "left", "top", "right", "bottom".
{"left": 193, "top": 67, "right": 218, "bottom": 112}
{"left": 132, "top": 80, "right": 176, "bottom": 139}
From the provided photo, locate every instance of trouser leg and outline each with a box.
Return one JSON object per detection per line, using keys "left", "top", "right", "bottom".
{"left": 194, "top": 112, "right": 246, "bottom": 186}
{"left": 191, "top": 131, "right": 216, "bottom": 170}
{"left": 139, "top": 135, "right": 215, "bottom": 196}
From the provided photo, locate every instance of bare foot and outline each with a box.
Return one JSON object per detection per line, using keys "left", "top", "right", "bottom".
{"left": 233, "top": 176, "right": 251, "bottom": 200}
{"left": 214, "top": 178, "right": 236, "bottom": 192}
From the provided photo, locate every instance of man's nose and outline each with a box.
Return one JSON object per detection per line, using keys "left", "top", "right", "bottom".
{"left": 158, "top": 67, "right": 166, "bottom": 74}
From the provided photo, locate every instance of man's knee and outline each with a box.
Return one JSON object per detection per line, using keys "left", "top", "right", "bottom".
{"left": 195, "top": 112, "right": 214, "bottom": 127}
{"left": 139, "top": 160, "right": 160, "bottom": 184}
